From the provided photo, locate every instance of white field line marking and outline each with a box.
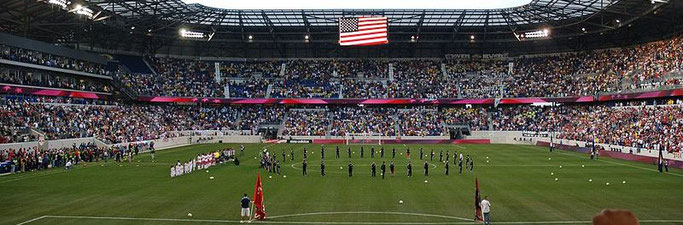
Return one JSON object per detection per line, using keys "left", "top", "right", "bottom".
{"left": 16, "top": 215, "right": 47, "bottom": 225}
{"left": 267, "top": 211, "right": 470, "bottom": 221}
{"left": 454, "top": 145, "right": 467, "bottom": 149}
{"left": 18, "top": 215, "right": 683, "bottom": 225}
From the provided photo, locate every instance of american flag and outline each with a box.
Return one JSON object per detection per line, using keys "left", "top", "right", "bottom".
{"left": 339, "top": 16, "right": 388, "bottom": 46}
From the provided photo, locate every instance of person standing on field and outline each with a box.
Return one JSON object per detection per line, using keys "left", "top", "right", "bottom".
{"left": 423, "top": 161, "right": 429, "bottom": 176}
{"left": 240, "top": 193, "right": 251, "bottom": 223}
{"left": 481, "top": 196, "right": 491, "bottom": 225}
{"left": 407, "top": 161, "right": 412, "bottom": 177}
{"left": 302, "top": 159, "right": 307, "bottom": 176}
{"left": 371, "top": 162, "right": 377, "bottom": 177}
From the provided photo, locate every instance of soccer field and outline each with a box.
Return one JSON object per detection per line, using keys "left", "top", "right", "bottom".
{"left": 2, "top": 143, "right": 682, "bottom": 225}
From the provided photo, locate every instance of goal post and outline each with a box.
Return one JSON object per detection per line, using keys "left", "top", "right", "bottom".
{"left": 344, "top": 133, "right": 384, "bottom": 145}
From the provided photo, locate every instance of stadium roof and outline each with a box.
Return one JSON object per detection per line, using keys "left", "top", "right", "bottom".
{"left": 182, "top": 0, "right": 534, "bottom": 10}
{"left": 92, "top": 0, "right": 619, "bottom": 27}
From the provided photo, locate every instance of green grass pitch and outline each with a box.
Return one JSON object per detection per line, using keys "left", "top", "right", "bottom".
{"left": 2, "top": 143, "right": 682, "bottom": 225}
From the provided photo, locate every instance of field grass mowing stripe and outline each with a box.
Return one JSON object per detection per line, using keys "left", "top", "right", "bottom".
{"left": 17, "top": 215, "right": 683, "bottom": 225}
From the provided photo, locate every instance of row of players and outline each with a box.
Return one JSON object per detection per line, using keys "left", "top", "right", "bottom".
{"left": 259, "top": 146, "right": 475, "bottom": 177}
{"left": 170, "top": 149, "right": 237, "bottom": 178}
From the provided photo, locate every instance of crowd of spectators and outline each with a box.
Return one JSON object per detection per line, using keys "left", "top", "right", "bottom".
{"left": 440, "top": 107, "right": 490, "bottom": 131}
{"left": 329, "top": 107, "right": 397, "bottom": 136}
{"left": 397, "top": 107, "right": 442, "bottom": 136}
{"left": 1, "top": 67, "right": 111, "bottom": 93}
{"left": 1, "top": 44, "right": 109, "bottom": 75}
{"left": 282, "top": 109, "right": 329, "bottom": 136}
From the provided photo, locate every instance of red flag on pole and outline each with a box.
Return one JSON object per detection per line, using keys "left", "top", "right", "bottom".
{"left": 474, "top": 177, "right": 483, "bottom": 222}
{"left": 253, "top": 173, "right": 267, "bottom": 220}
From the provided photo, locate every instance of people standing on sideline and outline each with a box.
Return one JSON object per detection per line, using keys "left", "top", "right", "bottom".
{"left": 348, "top": 161, "right": 353, "bottom": 177}
{"left": 481, "top": 196, "right": 491, "bottom": 225}
{"left": 424, "top": 161, "right": 429, "bottom": 176}
{"left": 302, "top": 159, "right": 307, "bottom": 176}
{"left": 240, "top": 193, "right": 251, "bottom": 223}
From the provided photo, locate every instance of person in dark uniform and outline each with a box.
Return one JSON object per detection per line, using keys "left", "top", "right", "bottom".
{"left": 321, "top": 160, "right": 326, "bottom": 176}
{"left": 303, "top": 148, "right": 307, "bottom": 159}
{"left": 290, "top": 150, "right": 294, "bottom": 161}
{"left": 664, "top": 160, "right": 669, "bottom": 172}
{"left": 424, "top": 161, "right": 429, "bottom": 176}
{"left": 360, "top": 147, "right": 364, "bottom": 158}
{"left": 371, "top": 147, "right": 375, "bottom": 158}
{"left": 282, "top": 151, "right": 286, "bottom": 162}
{"left": 469, "top": 159, "right": 474, "bottom": 172}
{"left": 439, "top": 150, "right": 443, "bottom": 162}
{"left": 390, "top": 161, "right": 395, "bottom": 176}
{"left": 371, "top": 162, "right": 377, "bottom": 177}
{"left": 381, "top": 161, "right": 386, "bottom": 179}
{"left": 302, "top": 159, "right": 308, "bottom": 176}
{"left": 446, "top": 152, "right": 450, "bottom": 163}
{"left": 445, "top": 161, "right": 449, "bottom": 175}
{"left": 406, "top": 148, "right": 411, "bottom": 158}
{"left": 430, "top": 150, "right": 435, "bottom": 161}
{"left": 336, "top": 146, "right": 340, "bottom": 158}
{"left": 466, "top": 155, "right": 470, "bottom": 166}
{"left": 420, "top": 148, "right": 423, "bottom": 160}
{"left": 459, "top": 158, "right": 463, "bottom": 174}
{"left": 348, "top": 161, "right": 353, "bottom": 177}
{"left": 407, "top": 161, "right": 412, "bottom": 177}
{"left": 347, "top": 147, "right": 352, "bottom": 158}
{"left": 321, "top": 147, "right": 325, "bottom": 159}
{"left": 276, "top": 161, "right": 281, "bottom": 175}
{"left": 380, "top": 147, "right": 385, "bottom": 158}
{"left": 392, "top": 147, "right": 396, "bottom": 158}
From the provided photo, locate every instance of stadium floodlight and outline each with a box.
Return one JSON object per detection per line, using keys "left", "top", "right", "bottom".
{"left": 516, "top": 29, "right": 550, "bottom": 41}
{"left": 470, "top": 35, "right": 475, "bottom": 40}
{"left": 180, "top": 29, "right": 205, "bottom": 39}
{"left": 48, "top": 0, "right": 69, "bottom": 9}
{"left": 615, "top": 19, "right": 621, "bottom": 23}
{"left": 73, "top": 5, "right": 94, "bottom": 19}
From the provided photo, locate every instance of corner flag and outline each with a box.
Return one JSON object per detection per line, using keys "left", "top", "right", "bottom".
{"left": 253, "top": 173, "right": 267, "bottom": 220}
{"left": 475, "top": 177, "right": 483, "bottom": 222}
